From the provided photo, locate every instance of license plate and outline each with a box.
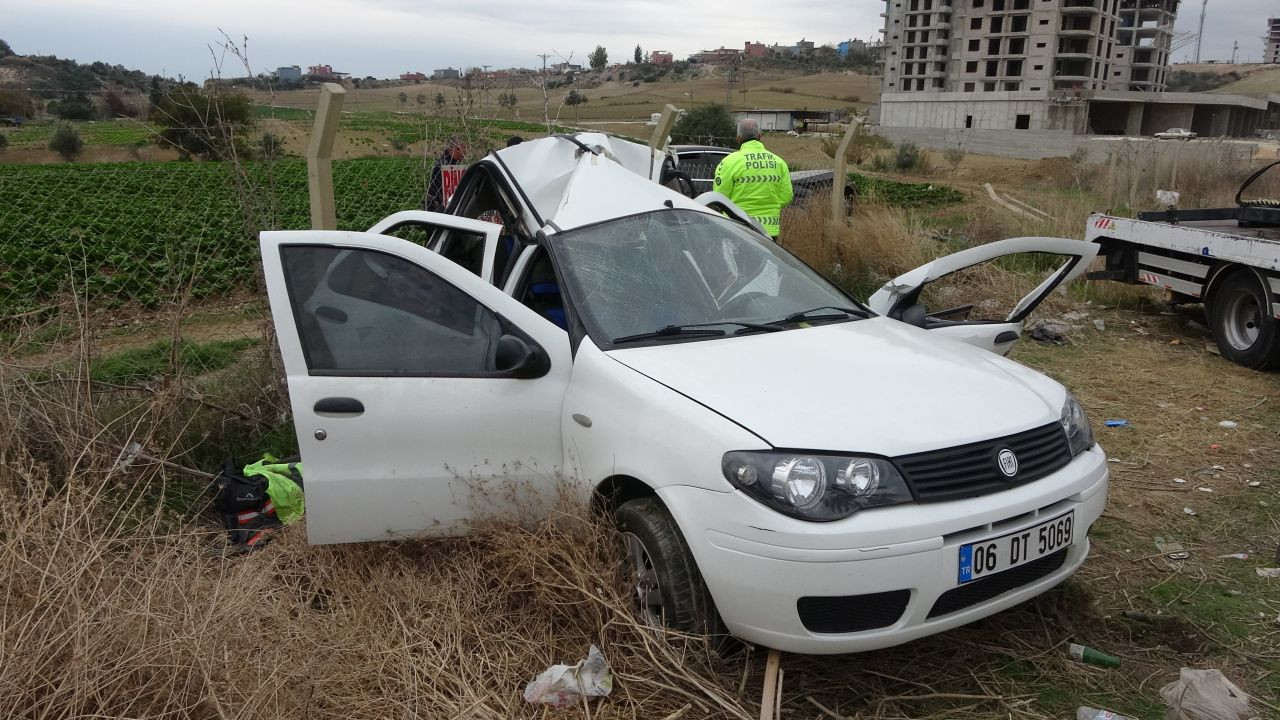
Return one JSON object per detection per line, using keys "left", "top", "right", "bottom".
{"left": 958, "top": 511, "right": 1074, "bottom": 584}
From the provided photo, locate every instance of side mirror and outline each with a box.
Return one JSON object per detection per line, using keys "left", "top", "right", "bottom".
{"left": 495, "top": 334, "right": 550, "bottom": 379}
{"left": 900, "top": 303, "right": 928, "bottom": 328}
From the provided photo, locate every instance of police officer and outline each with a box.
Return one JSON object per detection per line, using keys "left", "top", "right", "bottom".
{"left": 713, "top": 118, "right": 793, "bottom": 241}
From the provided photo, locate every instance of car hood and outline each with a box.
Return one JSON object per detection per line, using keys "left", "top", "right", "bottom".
{"left": 607, "top": 318, "right": 1064, "bottom": 456}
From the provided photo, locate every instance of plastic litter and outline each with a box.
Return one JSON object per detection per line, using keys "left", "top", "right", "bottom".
{"left": 1093, "top": 319, "right": 1106, "bottom": 332}
{"left": 1183, "top": 507, "right": 1198, "bottom": 516}
{"left": 1257, "top": 568, "right": 1280, "bottom": 579}
{"left": 1173, "top": 478, "right": 1187, "bottom": 484}
{"left": 1218, "top": 554, "right": 1249, "bottom": 561}
{"left": 1067, "top": 643, "right": 1121, "bottom": 669}
{"left": 1197, "top": 487, "right": 1214, "bottom": 493}
{"left": 523, "top": 645, "right": 613, "bottom": 709}
{"left": 1105, "top": 419, "right": 1130, "bottom": 428}
{"left": 1159, "top": 668, "right": 1252, "bottom": 720}
{"left": 1218, "top": 420, "right": 1238, "bottom": 429}
{"left": 1247, "top": 481, "right": 1262, "bottom": 488}
{"left": 1078, "top": 707, "right": 1134, "bottom": 720}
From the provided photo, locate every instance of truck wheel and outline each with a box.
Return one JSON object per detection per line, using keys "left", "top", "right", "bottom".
{"left": 1208, "top": 269, "right": 1280, "bottom": 370}
{"left": 615, "top": 498, "right": 724, "bottom": 638}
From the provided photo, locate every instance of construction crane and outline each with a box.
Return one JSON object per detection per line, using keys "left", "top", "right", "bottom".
{"left": 1193, "top": 0, "right": 1208, "bottom": 64}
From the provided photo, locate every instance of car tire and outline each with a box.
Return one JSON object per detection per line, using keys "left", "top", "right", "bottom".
{"left": 615, "top": 498, "right": 725, "bottom": 639}
{"left": 1207, "top": 268, "right": 1280, "bottom": 370}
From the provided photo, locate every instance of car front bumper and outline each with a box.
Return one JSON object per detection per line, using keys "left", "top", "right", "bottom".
{"left": 657, "top": 446, "right": 1109, "bottom": 654}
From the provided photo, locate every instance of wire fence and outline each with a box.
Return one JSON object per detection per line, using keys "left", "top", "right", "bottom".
{"left": 0, "top": 156, "right": 433, "bottom": 316}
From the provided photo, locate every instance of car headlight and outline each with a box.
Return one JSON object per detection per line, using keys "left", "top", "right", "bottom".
{"left": 1061, "top": 394, "right": 1095, "bottom": 456}
{"left": 722, "top": 451, "right": 913, "bottom": 521}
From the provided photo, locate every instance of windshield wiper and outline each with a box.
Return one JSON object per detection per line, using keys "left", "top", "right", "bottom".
{"left": 613, "top": 321, "right": 782, "bottom": 345}
{"left": 768, "top": 306, "right": 872, "bottom": 326}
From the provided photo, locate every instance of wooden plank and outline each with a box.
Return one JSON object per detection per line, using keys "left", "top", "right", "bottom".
{"left": 306, "top": 82, "right": 346, "bottom": 230}
{"left": 759, "top": 648, "right": 781, "bottom": 720}
{"left": 648, "top": 104, "right": 680, "bottom": 180}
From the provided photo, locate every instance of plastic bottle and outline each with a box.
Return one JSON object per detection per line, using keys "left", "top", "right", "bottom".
{"left": 1067, "top": 643, "right": 1121, "bottom": 669}
{"left": 1076, "top": 707, "right": 1134, "bottom": 720}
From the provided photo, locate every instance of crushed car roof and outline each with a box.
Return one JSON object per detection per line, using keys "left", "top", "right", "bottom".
{"left": 491, "top": 133, "right": 713, "bottom": 232}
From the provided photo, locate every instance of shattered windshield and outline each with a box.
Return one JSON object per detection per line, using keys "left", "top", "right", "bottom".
{"left": 551, "top": 210, "right": 863, "bottom": 346}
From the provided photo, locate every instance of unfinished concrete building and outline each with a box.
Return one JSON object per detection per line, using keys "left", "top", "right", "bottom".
{"left": 880, "top": 0, "right": 1179, "bottom": 95}
{"left": 1268, "top": 17, "right": 1280, "bottom": 65}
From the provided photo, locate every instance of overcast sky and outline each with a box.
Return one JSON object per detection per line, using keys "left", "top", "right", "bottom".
{"left": 1, "top": 0, "right": 1275, "bottom": 81}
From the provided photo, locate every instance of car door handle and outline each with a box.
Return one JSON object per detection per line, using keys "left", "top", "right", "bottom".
{"left": 314, "top": 397, "right": 365, "bottom": 415}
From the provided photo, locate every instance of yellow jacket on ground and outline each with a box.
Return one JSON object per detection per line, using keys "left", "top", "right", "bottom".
{"left": 712, "top": 140, "right": 793, "bottom": 237}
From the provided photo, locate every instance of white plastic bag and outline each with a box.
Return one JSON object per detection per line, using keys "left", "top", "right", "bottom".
{"left": 522, "top": 644, "right": 614, "bottom": 709}
{"left": 1160, "top": 668, "right": 1253, "bottom": 720}
{"left": 1078, "top": 707, "right": 1135, "bottom": 720}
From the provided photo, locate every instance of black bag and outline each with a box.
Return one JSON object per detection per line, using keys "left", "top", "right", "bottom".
{"left": 212, "top": 458, "right": 269, "bottom": 514}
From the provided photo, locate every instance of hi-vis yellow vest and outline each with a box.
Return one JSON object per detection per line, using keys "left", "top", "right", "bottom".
{"left": 712, "top": 140, "right": 794, "bottom": 237}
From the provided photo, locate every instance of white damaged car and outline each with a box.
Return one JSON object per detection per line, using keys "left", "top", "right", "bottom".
{"left": 260, "top": 133, "right": 1107, "bottom": 654}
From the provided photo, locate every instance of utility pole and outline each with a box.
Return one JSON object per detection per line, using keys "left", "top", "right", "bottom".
{"left": 1194, "top": 0, "right": 1208, "bottom": 64}
{"left": 1231, "top": 40, "right": 1238, "bottom": 64}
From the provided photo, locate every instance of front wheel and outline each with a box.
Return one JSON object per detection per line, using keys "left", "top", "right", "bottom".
{"left": 1207, "top": 268, "right": 1280, "bottom": 370}
{"left": 615, "top": 498, "right": 723, "bottom": 637}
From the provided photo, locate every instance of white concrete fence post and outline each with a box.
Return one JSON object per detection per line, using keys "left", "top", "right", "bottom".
{"left": 307, "top": 82, "right": 346, "bottom": 230}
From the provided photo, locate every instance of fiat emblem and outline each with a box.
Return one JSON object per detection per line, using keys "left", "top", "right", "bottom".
{"left": 997, "top": 448, "right": 1019, "bottom": 478}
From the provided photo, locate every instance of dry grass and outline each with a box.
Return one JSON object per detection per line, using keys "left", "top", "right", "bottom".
{"left": 4, "top": 160, "right": 1279, "bottom": 717}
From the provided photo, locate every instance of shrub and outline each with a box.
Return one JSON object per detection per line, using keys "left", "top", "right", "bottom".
{"left": 670, "top": 104, "right": 735, "bottom": 145}
{"left": 259, "top": 132, "right": 283, "bottom": 160}
{"left": 943, "top": 145, "right": 967, "bottom": 174}
{"left": 103, "top": 90, "right": 139, "bottom": 118}
{"left": 154, "top": 88, "right": 254, "bottom": 160}
{"left": 50, "top": 95, "right": 97, "bottom": 121}
{"left": 0, "top": 88, "right": 36, "bottom": 117}
{"left": 894, "top": 142, "right": 921, "bottom": 170}
{"left": 48, "top": 124, "right": 84, "bottom": 161}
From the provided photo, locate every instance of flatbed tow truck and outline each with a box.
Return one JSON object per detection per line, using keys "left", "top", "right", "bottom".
{"left": 1084, "top": 161, "right": 1280, "bottom": 370}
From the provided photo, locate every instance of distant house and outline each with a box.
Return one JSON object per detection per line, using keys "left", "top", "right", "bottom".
{"left": 649, "top": 50, "right": 674, "bottom": 65}
{"left": 551, "top": 62, "right": 583, "bottom": 75}
{"left": 694, "top": 47, "right": 743, "bottom": 64}
{"left": 744, "top": 42, "right": 767, "bottom": 59}
{"left": 308, "top": 64, "right": 334, "bottom": 79}
{"left": 733, "top": 108, "right": 839, "bottom": 132}
{"left": 433, "top": 68, "right": 460, "bottom": 80}
{"left": 276, "top": 65, "right": 302, "bottom": 84}
{"left": 836, "top": 39, "right": 868, "bottom": 58}
{"left": 400, "top": 72, "right": 427, "bottom": 83}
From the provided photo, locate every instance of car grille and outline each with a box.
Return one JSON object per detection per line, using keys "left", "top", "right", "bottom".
{"left": 797, "top": 589, "right": 911, "bottom": 634}
{"left": 927, "top": 548, "right": 1069, "bottom": 619}
{"left": 894, "top": 423, "right": 1073, "bottom": 503}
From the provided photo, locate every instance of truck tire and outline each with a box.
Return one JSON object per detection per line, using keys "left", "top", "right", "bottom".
{"left": 615, "top": 498, "right": 725, "bottom": 639}
{"left": 1207, "top": 269, "right": 1280, "bottom": 370}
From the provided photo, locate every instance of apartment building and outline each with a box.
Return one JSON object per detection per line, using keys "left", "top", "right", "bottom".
{"left": 1267, "top": 17, "right": 1280, "bottom": 65}
{"left": 880, "top": 0, "right": 1179, "bottom": 95}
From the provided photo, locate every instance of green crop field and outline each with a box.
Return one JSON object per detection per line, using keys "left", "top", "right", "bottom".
{"left": 2, "top": 119, "right": 161, "bottom": 148}
{"left": 0, "top": 157, "right": 429, "bottom": 313}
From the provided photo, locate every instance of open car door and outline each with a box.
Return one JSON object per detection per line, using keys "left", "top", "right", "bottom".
{"left": 260, "top": 229, "right": 571, "bottom": 544}
{"left": 367, "top": 211, "right": 502, "bottom": 283}
{"left": 866, "top": 236, "right": 1100, "bottom": 355}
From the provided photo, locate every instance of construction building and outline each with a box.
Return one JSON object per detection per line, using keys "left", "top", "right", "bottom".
{"left": 1267, "top": 17, "right": 1280, "bottom": 64}
{"left": 873, "top": 0, "right": 1278, "bottom": 154}
{"left": 881, "top": 0, "right": 1180, "bottom": 95}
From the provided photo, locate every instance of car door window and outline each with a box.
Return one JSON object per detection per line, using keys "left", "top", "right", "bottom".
{"left": 917, "top": 252, "right": 1072, "bottom": 325}
{"left": 453, "top": 169, "right": 527, "bottom": 286}
{"left": 280, "top": 246, "right": 502, "bottom": 375}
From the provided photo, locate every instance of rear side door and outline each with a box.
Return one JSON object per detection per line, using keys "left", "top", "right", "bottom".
{"left": 866, "top": 237, "right": 1100, "bottom": 355}
{"left": 260, "top": 230, "right": 571, "bottom": 544}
